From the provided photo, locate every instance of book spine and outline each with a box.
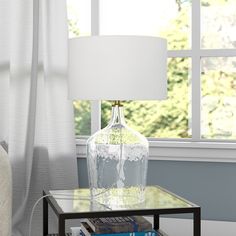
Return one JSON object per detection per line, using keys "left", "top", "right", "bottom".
{"left": 88, "top": 222, "right": 139, "bottom": 234}
{"left": 90, "top": 231, "right": 158, "bottom": 236}
{"left": 84, "top": 216, "right": 152, "bottom": 234}
{"left": 81, "top": 222, "right": 93, "bottom": 236}
{"left": 83, "top": 219, "right": 96, "bottom": 232}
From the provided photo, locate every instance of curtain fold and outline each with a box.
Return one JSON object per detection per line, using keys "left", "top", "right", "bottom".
{"left": 0, "top": 0, "right": 78, "bottom": 235}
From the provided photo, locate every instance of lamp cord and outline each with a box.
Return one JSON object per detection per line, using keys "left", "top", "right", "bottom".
{"left": 28, "top": 192, "right": 112, "bottom": 236}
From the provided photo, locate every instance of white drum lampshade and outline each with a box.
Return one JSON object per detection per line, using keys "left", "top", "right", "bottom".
{"left": 68, "top": 36, "right": 167, "bottom": 207}
{"left": 68, "top": 36, "right": 167, "bottom": 101}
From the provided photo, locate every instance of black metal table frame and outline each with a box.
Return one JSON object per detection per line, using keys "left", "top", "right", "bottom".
{"left": 43, "top": 187, "right": 201, "bottom": 236}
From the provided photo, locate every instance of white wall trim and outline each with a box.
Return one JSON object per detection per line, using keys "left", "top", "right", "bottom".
{"left": 167, "top": 49, "right": 236, "bottom": 58}
{"left": 76, "top": 138, "right": 236, "bottom": 163}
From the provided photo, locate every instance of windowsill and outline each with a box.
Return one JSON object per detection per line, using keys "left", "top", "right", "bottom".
{"left": 76, "top": 137, "right": 236, "bottom": 163}
{"left": 148, "top": 140, "right": 236, "bottom": 149}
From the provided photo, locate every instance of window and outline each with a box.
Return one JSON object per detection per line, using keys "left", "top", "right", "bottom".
{"left": 67, "top": 0, "right": 91, "bottom": 136}
{"left": 67, "top": 0, "right": 236, "bottom": 141}
{"left": 201, "top": 0, "right": 236, "bottom": 140}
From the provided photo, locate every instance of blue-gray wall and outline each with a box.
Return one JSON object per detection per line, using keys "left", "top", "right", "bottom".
{"left": 78, "top": 159, "right": 236, "bottom": 221}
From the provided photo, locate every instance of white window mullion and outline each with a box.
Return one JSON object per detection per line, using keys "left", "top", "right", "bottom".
{"left": 91, "top": 101, "right": 101, "bottom": 133}
{"left": 200, "top": 49, "right": 236, "bottom": 57}
{"left": 191, "top": 0, "right": 201, "bottom": 140}
{"left": 91, "top": 0, "right": 101, "bottom": 134}
{"left": 91, "top": 0, "right": 99, "bottom": 35}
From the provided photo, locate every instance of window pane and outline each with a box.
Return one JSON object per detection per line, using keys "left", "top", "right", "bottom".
{"left": 201, "top": 57, "right": 236, "bottom": 139}
{"left": 67, "top": 0, "right": 91, "bottom": 135}
{"left": 201, "top": 0, "right": 236, "bottom": 49}
{"left": 73, "top": 101, "right": 91, "bottom": 136}
{"left": 67, "top": 0, "right": 91, "bottom": 38}
{"left": 100, "top": 0, "right": 191, "bottom": 50}
{"left": 101, "top": 58, "right": 191, "bottom": 138}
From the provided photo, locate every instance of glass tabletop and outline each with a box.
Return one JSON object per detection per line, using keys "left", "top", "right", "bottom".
{"left": 49, "top": 186, "right": 196, "bottom": 214}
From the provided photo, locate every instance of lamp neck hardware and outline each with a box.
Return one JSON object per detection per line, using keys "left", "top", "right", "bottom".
{"left": 109, "top": 104, "right": 126, "bottom": 126}
{"left": 112, "top": 100, "right": 123, "bottom": 107}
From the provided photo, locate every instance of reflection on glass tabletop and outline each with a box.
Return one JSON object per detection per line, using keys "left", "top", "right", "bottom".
{"left": 49, "top": 186, "right": 196, "bottom": 214}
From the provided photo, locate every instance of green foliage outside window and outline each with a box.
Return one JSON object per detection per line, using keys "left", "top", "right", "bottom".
{"left": 73, "top": 101, "right": 91, "bottom": 136}
{"left": 101, "top": 58, "right": 190, "bottom": 138}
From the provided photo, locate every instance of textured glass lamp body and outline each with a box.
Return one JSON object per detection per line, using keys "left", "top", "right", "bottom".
{"left": 87, "top": 105, "right": 148, "bottom": 207}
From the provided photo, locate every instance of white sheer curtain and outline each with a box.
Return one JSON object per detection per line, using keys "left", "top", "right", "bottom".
{"left": 0, "top": 0, "right": 78, "bottom": 235}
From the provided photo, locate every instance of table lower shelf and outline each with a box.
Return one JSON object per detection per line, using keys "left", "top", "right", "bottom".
{"left": 47, "top": 234, "right": 71, "bottom": 236}
{"left": 47, "top": 229, "right": 168, "bottom": 236}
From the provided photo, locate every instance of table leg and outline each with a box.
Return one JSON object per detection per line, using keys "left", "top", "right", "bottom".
{"left": 193, "top": 208, "right": 201, "bottom": 236}
{"left": 153, "top": 214, "right": 160, "bottom": 230}
{"left": 43, "top": 194, "right": 48, "bottom": 236}
{"left": 58, "top": 216, "right": 65, "bottom": 236}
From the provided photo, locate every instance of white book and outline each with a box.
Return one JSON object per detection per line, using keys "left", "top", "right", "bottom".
{"left": 71, "top": 226, "right": 81, "bottom": 236}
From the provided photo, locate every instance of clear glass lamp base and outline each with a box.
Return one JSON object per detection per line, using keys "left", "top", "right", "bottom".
{"left": 87, "top": 104, "right": 149, "bottom": 207}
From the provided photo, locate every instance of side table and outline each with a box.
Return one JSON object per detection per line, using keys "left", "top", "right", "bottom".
{"left": 43, "top": 185, "right": 201, "bottom": 236}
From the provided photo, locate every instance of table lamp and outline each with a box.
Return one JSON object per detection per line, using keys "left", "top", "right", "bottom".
{"left": 68, "top": 36, "right": 167, "bottom": 207}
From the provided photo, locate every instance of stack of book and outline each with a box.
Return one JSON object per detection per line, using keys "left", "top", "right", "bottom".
{"left": 79, "top": 216, "right": 161, "bottom": 236}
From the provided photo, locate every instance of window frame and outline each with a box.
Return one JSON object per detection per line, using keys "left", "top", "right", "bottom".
{"left": 76, "top": 0, "right": 236, "bottom": 162}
